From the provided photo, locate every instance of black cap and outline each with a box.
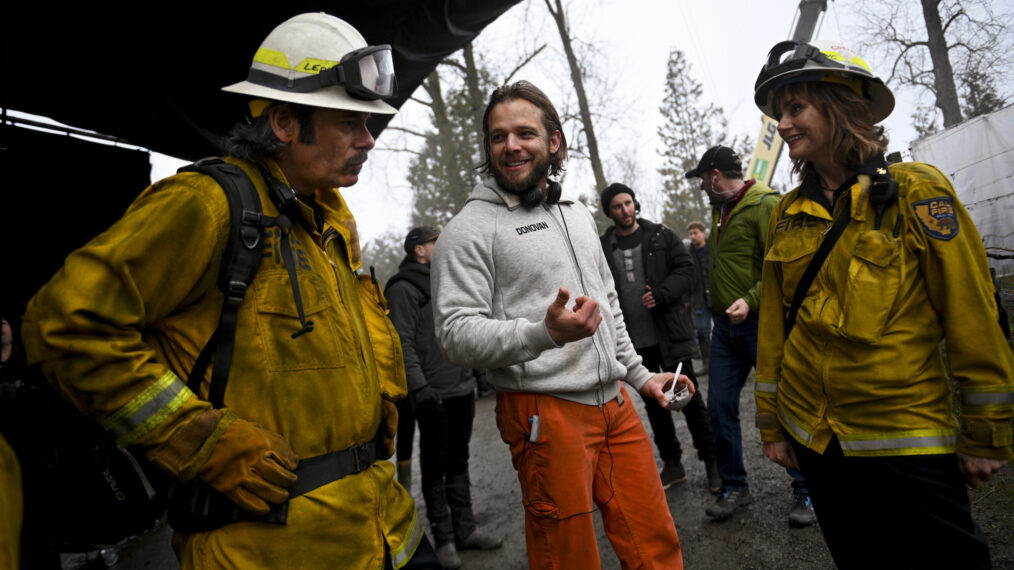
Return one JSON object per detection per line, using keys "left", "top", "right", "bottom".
{"left": 600, "top": 183, "right": 636, "bottom": 215}
{"left": 404, "top": 226, "right": 440, "bottom": 254}
{"left": 685, "top": 145, "right": 741, "bottom": 179}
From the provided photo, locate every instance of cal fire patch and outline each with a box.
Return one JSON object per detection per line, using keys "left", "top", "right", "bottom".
{"left": 912, "top": 197, "right": 959, "bottom": 241}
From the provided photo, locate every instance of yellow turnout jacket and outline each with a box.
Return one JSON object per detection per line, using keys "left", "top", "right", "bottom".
{"left": 756, "top": 161, "right": 1013, "bottom": 460}
{"left": 22, "top": 157, "right": 419, "bottom": 568}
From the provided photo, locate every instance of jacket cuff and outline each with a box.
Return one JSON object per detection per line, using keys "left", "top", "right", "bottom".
{"left": 528, "top": 320, "right": 561, "bottom": 353}
{"left": 148, "top": 407, "right": 238, "bottom": 481}
{"left": 756, "top": 413, "right": 788, "bottom": 443}
{"left": 958, "top": 420, "right": 1014, "bottom": 460}
{"left": 625, "top": 365, "right": 653, "bottom": 393}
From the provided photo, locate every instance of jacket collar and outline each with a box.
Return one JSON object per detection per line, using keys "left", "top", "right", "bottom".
{"left": 250, "top": 156, "right": 362, "bottom": 270}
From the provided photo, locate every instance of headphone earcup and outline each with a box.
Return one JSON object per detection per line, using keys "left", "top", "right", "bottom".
{"left": 634, "top": 198, "right": 641, "bottom": 214}
{"left": 546, "top": 181, "right": 562, "bottom": 205}
{"left": 520, "top": 186, "right": 543, "bottom": 208}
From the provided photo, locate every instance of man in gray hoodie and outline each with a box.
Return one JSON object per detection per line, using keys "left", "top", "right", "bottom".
{"left": 431, "top": 81, "right": 692, "bottom": 569}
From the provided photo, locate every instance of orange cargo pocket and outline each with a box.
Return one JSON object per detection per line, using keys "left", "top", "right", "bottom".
{"left": 839, "top": 230, "right": 901, "bottom": 343}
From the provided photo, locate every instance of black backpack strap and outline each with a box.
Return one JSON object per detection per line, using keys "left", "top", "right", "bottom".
{"left": 784, "top": 189, "right": 852, "bottom": 340}
{"left": 179, "top": 158, "right": 274, "bottom": 408}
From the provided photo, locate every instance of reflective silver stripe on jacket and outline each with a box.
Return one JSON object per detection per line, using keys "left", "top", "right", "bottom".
{"left": 100, "top": 370, "right": 193, "bottom": 446}
{"left": 778, "top": 407, "right": 812, "bottom": 446}
{"left": 390, "top": 508, "right": 424, "bottom": 569}
{"left": 962, "top": 389, "right": 1014, "bottom": 407}
{"left": 755, "top": 380, "right": 778, "bottom": 395}
{"left": 838, "top": 433, "right": 957, "bottom": 453}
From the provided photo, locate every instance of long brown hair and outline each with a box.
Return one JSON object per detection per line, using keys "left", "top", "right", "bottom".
{"left": 478, "top": 81, "right": 568, "bottom": 178}
{"left": 773, "top": 82, "right": 889, "bottom": 179}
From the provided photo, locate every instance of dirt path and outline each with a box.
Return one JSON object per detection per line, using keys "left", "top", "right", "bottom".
{"left": 454, "top": 365, "right": 1013, "bottom": 569}
{"left": 454, "top": 366, "right": 834, "bottom": 569}
{"left": 84, "top": 360, "right": 1014, "bottom": 569}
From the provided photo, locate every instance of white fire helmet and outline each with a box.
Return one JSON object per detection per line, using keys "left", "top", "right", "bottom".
{"left": 223, "top": 12, "right": 397, "bottom": 115}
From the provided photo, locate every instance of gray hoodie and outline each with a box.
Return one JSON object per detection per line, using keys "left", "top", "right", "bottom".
{"left": 431, "top": 177, "right": 652, "bottom": 406}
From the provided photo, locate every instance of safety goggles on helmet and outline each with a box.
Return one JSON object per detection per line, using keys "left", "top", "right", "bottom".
{"left": 753, "top": 40, "right": 894, "bottom": 123}
{"left": 757, "top": 41, "right": 845, "bottom": 85}
{"left": 246, "top": 44, "right": 397, "bottom": 101}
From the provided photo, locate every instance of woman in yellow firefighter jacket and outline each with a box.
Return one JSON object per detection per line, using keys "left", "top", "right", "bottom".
{"left": 752, "top": 40, "right": 1012, "bottom": 569}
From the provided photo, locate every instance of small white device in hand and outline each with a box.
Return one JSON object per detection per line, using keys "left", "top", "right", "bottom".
{"left": 668, "top": 386, "right": 691, "bottom": 411}
{"left": 663, "top": 362, "right": 691, "bottom": 411}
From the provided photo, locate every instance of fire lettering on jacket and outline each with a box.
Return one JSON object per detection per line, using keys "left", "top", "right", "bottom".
{"left": 774, "top": 210, "right": 820, "bottom": 234}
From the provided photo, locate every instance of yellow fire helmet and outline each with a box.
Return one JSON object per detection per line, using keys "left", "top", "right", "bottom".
{"left": 223, "top": 12, "right": 398, "bottom": 115}
{"left": 753, "top": 40, "right": 894, "bottom": 123}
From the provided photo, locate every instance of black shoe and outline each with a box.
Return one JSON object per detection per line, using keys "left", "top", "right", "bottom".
{"left": 659, "top": 460, "right": 688, "bottom": 489}
{"left": 705, "top": 488, "right": 753, "bottom": 519}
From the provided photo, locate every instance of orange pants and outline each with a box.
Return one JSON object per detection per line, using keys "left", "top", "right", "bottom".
{"left": 495, "top": 386, "right": 683, "bottom": 569}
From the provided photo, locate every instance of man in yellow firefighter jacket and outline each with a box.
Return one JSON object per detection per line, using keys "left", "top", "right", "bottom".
{"left": 21, "top": 13, "right": 431, "bottom": 569}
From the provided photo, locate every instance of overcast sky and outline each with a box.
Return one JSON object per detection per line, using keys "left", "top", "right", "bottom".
{"left": 150, "top": 1, "right": 966, "bottom": 244}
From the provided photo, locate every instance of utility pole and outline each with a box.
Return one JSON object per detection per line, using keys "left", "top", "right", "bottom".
{"left": 746, "top": 0, "right": 827, "bottom": 186}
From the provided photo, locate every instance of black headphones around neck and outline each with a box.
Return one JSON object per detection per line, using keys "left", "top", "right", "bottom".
{"left": 518, "top": 180, "right": 562, "bottom": 208}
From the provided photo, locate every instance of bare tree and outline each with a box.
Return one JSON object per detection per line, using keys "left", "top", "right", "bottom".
{"left": 543, "top": 0, "right": 607, "bottom": 192}
{"left": 849, "top": 0, "right": 1013, "bottom": 129}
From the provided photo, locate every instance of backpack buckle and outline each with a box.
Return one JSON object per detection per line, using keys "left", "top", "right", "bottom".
{"left": 225, "top": 281, "right": 248, "bottom": 305}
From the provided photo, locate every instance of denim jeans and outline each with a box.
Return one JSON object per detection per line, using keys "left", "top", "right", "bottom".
{"left": 692, "top": 308, "right": 711, "bottom": 351}
{"left": 707, "top": 313, "right": 806, "bottom": 493}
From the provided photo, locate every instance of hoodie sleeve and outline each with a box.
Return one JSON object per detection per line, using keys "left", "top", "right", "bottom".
{"left": 432, "top": 206, "right": 559, "bottom": 369}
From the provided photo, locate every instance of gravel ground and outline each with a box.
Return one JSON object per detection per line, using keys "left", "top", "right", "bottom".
{"left": 88, "top": 352, "right": 1013, "bottom": 568}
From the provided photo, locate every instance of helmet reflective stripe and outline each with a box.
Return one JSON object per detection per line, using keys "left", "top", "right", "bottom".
{"left": 753, "top": 39, "right": 894, "bottom": 123}
{"left": 245, "top": 45, "right": 396, "bottom": 100}
{"left": 100, "top": 370, "right": 194, "bottom": 447}
{"left": 222, "top": 12, "right": 397, "bottom": 115}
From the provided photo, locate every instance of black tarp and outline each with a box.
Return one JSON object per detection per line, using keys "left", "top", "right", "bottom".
{"left": 2, "top": 1, "right": 519, "bottom": 159}
{"left": 1, "top": 1, "right": 519, "bottom": 320}
{"left": 1, "top": 125, "right": 152, "bottom": 319}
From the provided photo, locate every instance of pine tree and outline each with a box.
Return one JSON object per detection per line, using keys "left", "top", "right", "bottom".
{"left": 656, "top": 49, "right": 732, "bottom": 235}
{"left": 405, "top": 70, "right": 487, "bottom": 229}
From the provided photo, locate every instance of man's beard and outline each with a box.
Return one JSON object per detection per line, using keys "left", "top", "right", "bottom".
{"left": 492, "top": 153, "right": 552, "bottom": 195}
{"left": 615, "top": 213, "right": 636, "bottom": 230}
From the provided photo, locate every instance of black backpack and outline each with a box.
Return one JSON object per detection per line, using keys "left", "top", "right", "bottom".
{"left": 0, "top": 158, "right": 291, "bottom": 553}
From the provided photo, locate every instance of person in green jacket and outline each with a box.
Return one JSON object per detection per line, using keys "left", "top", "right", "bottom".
{"left": 684, "top": 146, "right": 813, "bottom": 526}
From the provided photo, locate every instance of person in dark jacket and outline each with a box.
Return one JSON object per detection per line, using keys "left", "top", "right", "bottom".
{"left": 385, "top": 226, "right": 502, "bottom": 569}
{"left": 600, "top": 184, "right": 720, "bottom": 492}
{"left": 686, "top": 221, "right": 712, "bottom": 372}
